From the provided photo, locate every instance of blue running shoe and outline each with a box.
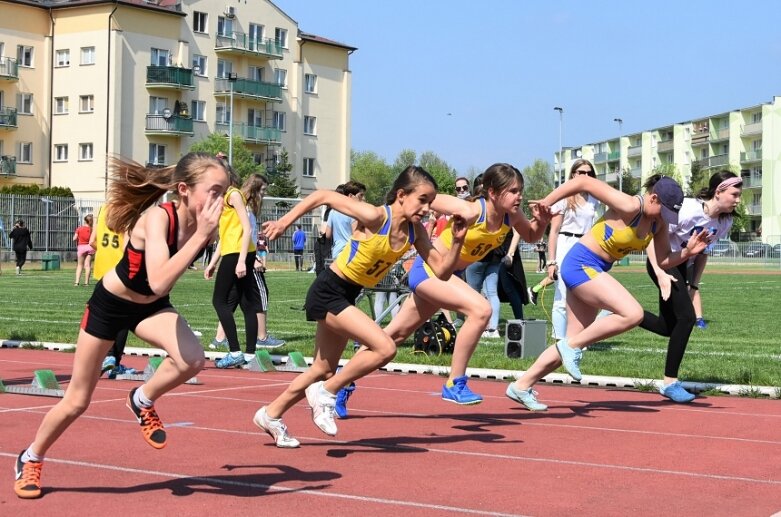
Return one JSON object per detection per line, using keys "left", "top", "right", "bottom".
{"left": 256, "top": 334, "right": 286, "bottom": 349}
{"left": 101, "top": 356, "right": 116, "bottom": 374}
{"left": 659, "top": 381, "right": 695, "bottom": 403}
{"left": 215, "top": 353, "right": 246, "bottom": 369}
{"left": 506, "top": 383, "right": 548, "bottom": 411}
{"left": 555, "top": 338, "right": 583, "bottom": 381}
{"left": 208, "top": 338, "right": 228, "bottom": 351}
{"left": 695, "top": 318, "right": 708, "bottom": 329}
{"left": 442, "top": 376, "right": 483, "bottom": 405}
{"left": 107, "top": 364, "right": 138, "bottom": 379}
{"left": 335, "top": 383, "right": 356, "bottom": 419}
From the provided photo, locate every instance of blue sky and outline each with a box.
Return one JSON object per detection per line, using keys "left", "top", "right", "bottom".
{"left": 274, "top": 0, "right": 781, "bottom": 174}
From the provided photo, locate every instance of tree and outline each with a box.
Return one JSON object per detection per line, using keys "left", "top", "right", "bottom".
{"left": 687, "top": 159, "right": 708, "bottom": 196}
{"left": 619, "top": 167, "right": 640, "bottom": 195}
{"left": 650, "top": 163, "right": 683, "bottom": 186}
{"left": 350, "top": 150, "right": 394, "bottom": 205}
{"left": 418, "top": 151, "right": 456, "bottom": 195}
{"left": 520, "top": 159, "right": 554, "bottom": 221}
{"left": 266, "top": 148, "right": 299, "bottom": 198}
{"left": 189, "top": 133, "right": 257, "bottom": 180}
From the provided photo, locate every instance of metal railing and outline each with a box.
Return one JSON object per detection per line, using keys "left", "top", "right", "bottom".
{"left": 0, "top": 56, "right": 19, "bottom": 80}
{"left": 0, "top": 106, "right": 17, "bottom": 128}
{"left": 0, "top": 155, "right": 16, "bottom": 175}
{"left": 215, "top": 32, "right": 284, "bottom": 59}
{"left": 146, "top": 65, "right": 195, "bottom": 89}
{"left": 145, "top": 114, "right": 194, "bottom": 135}
{"left": 215, "top": 122, "right": 282, "bottom": 144}
{"left": 740, "top": 150, "right": 762, "bottom": 162}
{"left": 214, "top": 77, "right": 282, "bottom": 101}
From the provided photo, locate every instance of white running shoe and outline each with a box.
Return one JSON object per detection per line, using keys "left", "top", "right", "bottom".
{"left": 481, "top": 329, "right": 500, "bottom": 339}
{"left": 253, "top": 407, "right": 300, "bottom": 448}
{"left": 305, "top": 381, "right": 338, "bottom": 436}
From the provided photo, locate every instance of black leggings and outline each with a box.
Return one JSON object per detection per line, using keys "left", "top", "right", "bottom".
{"left": 639, "top": 260, "right": 696, "bottom": 378}
{"left": 14, "top": 249, "right": 27, "bottom": 268}
{"left": 212, "top": 253, "right": 259, "bottom": 354}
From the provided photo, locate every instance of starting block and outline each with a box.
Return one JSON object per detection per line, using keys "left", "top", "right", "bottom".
{"left": 0, "top": 369, "right": 65, "bottom": 397}
{"left": 246, "top": 350, "right": 308, "bottom": 373}
{"left": 112, "top": 356, "right": 202, "bottom": 385}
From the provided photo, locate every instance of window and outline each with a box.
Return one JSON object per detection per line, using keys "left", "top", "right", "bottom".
{"left": 217, "top": 16, "right": 233, "bottom": 37}
{"left": 216, "top": 102, "right": 228, "bottom": 124}
{"left": 151, "top": 48, "right": 170, "bottom": 66}
{"left": 19, "top": 142, "right": 33, "bottom": 163}
{"left": 17, "top": 45, "right": 33, "bottom": 67}
{"left": 191, "top": 100, "right": 206, "bottom": 122}
{"left": 18, "top": 93, "right": 33, "bottom": 115}
{"left": 753, "top": 139, "right": 762, "bottom": 151}
{"left": 253, "top": 153, "right": 264, "bottom": 166}
{"left": 272, "top": 111, "right": 286, "bottom": 131}
{"left": 80, "top": 47, "right": 96, "bottom": 65}
{"left": 193, "top": 11, "right": 208, "bottom": 33}
{"left": 55, "top": 49, "right": 70, "bottom": 67}
{"left": 249, "top": 23, "right": 264, "bottom": 51}
{"left": 80, "top": 95, "right": 94, "bottom": 113}
{"left": 192, "top": 54, "right": 207, "bottom": 76}
{"left": 217, "top": 59, "right": 233, "bottom": 78}
{"left": 303, "top": 158, "right": 315, "bottom": 177}
{"left": 275, "top": 28, "right": 288, "bottom": 48}
{"left": 54, "top": 96, "right": 69, "bottom": 114}
{"left": 54, "top": 144, "right": 68, "bottom": 162}
{"left": 752, "top": 112, "right": 762, "bottom": 124}
{"left": 304, "top": 73, "right": 317, "bottom": 94}
{"left": 149, "top": 96, "right": 167, "bottom": 115}
{"left": 248, "top": 66, "right": 263, "bottom": 82}
{"left": 274, "top": 68, "right": 287, "bottom": 87}
{"left": 149, "top": 144, "right": 166, "bottom": 166}
{"left": 720, "top": 144, "right": 728, "bottom": 155}
{"left": 303, "top": 115, "right": 316, "bottom": 135}
{"left": 79, "top": 143, "right": 94, "bottom": 161}
{"left": 247, "top": 108, "right": 262, "bottom": 127}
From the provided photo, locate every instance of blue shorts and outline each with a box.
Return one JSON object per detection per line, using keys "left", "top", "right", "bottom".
{"left": 561, "top": 242, "right": 614, "bottom": 290}
{"left": 407, "top": 255, "right": 465, "bottom": 293}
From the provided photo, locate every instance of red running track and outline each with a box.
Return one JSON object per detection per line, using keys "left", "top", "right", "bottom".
{"left": 1, "top": 349, "right": 780, "bottom": 516}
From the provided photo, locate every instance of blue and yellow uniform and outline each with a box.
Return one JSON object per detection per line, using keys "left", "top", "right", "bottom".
{"left": 306, "top": 205, "right": 415, "bottom": 321}
{"left": 562, "top": 195, "right": 656, "bottom": 289}
{"left": 408, "top": 198, "right": 511, "bottom": 291}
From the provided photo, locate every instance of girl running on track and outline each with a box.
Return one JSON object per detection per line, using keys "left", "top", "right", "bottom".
{"left": 382, "top": 162, "right": 550, "bottom": 405}
{"left": 639, "top": 170, "right": 741, "bottom": 403}
{"left": 506, "top": 174, "right": 710, "bottom": 411}
{"left": 253, "top": 166, "right": 466, "bottom": 446}
{"left": 14, "top": 153, "right": 228, "bottom": 499}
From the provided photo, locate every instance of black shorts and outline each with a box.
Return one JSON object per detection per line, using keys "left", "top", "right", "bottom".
{"left": 304, "top": 268, "right": 363, "bottom": 321}
{"left": 80, "top": 281, "right": 174, "bottom": 340}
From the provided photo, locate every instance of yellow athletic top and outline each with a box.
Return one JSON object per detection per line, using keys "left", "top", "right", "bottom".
{"left": 218, "top": 187, "right": 256, "bottom": 255}
{"left": 335, "top": 205, "right": 415, "bottom": 287}
{"left": 438, "top": 198, "right": 511, "bottom": 264}
{"left": 92, "top": 204, "right": 124, "bottom": 280}
{"left": 590, "top": 195, "right": 657, "bottom": 260}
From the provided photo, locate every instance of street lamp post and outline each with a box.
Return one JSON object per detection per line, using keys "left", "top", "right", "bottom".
{"left": 228, "top": 72, "right": 238, "bottom": 166}
{"left": 614, "top": 117, "right": 623, "bottom": 193}
{"left": 554, "top": 107, "right": 564, "bottom": 186}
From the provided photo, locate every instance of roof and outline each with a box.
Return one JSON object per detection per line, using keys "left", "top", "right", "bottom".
{"left": 299, "top": 31, "right": 357, "bottom": 52}
{"left": 5, "top": 0, "right": 184, "bottom": 15}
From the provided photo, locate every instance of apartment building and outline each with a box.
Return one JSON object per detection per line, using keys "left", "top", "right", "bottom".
{"left": 554, "top": 96, "right": 781, "bottom": 240}
{"left": 0, "top": 0, "right": 355, "bottom": 199}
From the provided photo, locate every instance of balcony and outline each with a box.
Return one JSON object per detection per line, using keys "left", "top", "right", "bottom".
{"left": 0, "top": 56, "right": 19, "bottom": 81}
{"left": 214, "top": 77, "right": 282, "bottom": 103}
{"left": 594, "top": 152, "right": 607, "bottom": 163}
{"left": 740, "top": 150, "right": 762, "bottom": 162}
{"left": 691, "top": 128, "right": 710, "bottom": 145}
{"left": 146, "top": 66, "right": 195, "bottom": 90}
{"left": 0, "top": 106, "right": 18, "bottom": 129}
{"left": 697, "top": 154, "right": 729, "bottom": 169}
{"left": 711, "top": 127, "right": 730, "bottom": 141}
{"left": 608, "top": 151, "right": 620, "bottom": 161}
{"left": 629, "top": 166, "right": 642, "bottom": 178}
{"left": 215, "top": 122, "right": 282, "bottom": 145}
{"left": 145, "top": 114, "right": 194, "bottom": 136}
{"left": 0, "top": 155, "right": 16, "bottom": 175}
{"left": 627, "top": 145, "right": 642, "bottom": 157}
{"left": 215, "top": 33, "right": 284, "bottom": 59}
{"left": 741, "top": 122, "right": 762, "bottom": 136}
{"left": 746, "top": 203, "right": 762, "bottom": 216}
{"left": 740, "top": 175, "right": 762, "bottom": 189}
{"left": 657, "top": 139, "right": 674, "bottom": 152}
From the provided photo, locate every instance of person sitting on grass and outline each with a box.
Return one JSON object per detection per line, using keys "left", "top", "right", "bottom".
{"left": 505, "top": 174, "right": 710, "bottom": 412}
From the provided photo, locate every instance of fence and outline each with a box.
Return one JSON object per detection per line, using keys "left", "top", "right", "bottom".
{"left": 0, "top": 194, "right": 324, "bottom": 264}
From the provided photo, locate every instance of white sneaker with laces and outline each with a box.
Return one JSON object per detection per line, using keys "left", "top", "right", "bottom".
{"left": 481, "top": 329, "right": 500, "bottom": 339}
{"left": 253, "top": 406, "right": 300, "bottom": 448}
{"left": 305, "top": 381, "right": 338, "bottom": 436}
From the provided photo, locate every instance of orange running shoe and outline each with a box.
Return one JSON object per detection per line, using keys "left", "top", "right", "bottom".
{"left": 14, "top": 451, "right": 43, "bottom": 499}
{"left": 126, "top": 388, "right": 167, "bottom": 449}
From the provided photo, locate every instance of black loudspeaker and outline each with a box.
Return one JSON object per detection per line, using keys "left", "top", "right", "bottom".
{"left": 504, "top": 319, "right": 547, "bottom": 358}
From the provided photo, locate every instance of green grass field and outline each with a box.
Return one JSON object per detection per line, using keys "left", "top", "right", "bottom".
{"left": 1, "top": 261, "right": 780, "bottom": 388}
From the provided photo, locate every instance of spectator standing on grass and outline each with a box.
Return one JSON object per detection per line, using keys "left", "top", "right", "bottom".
{"left": 253, "top": 166, "right": 465, "bottom": 446}
{"left": 9, "top": 219, "right": 33, "bottom": 275}
{"left": 527, "top": 159, "right": 600, "bottom": 340}
{"left": 73, "top": 214, "right": 95, "bottom": 286}
{"left": 13, "top": 153, "right": 229, "bottom": 499}
{"left": 639, "top": 171, "right": 741, "bottom": 403}
{"left": 534, "top": 239, "right": 547, "bottom": 272}
{"left": 292, "top": 224, "right": 306, "bottom": 271}
{"left": 204, "top": 171, "right": 267, "bottom": 369}
{"left": 506, "top": 174, "right": 710, "bottom": 412}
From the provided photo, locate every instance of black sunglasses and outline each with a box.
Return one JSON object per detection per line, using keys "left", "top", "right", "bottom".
{"left": 455, "top": 185, "right": 469, "bottom": 192}
{"left": 575, "top": 169, "right": 593, "bottom": 175}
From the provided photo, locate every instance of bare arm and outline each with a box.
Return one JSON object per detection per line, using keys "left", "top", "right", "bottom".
{"left": 534, "top": 176, "right": 639, "bottom": 220}
{"left": 652, "top": 227, "right": 710, "bottom": 270}
{"left": 431, "top": 194, "right": 480, "bottom": 224}
{"left": 412, "top": 216, "right": 467, "bottom": 278}
{"left": 228, "top": 190, "right": 252, "bottom": 277}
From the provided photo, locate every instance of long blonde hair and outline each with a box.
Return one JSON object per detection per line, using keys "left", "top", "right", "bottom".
{"left": 241, "top": 173, "right": 269, "bottom": 214}
{"left": 566, "top": 159, "right": 596, "bottom": 211}
{"left": 106, "top": 152, "right": 227, "bottom": 233}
